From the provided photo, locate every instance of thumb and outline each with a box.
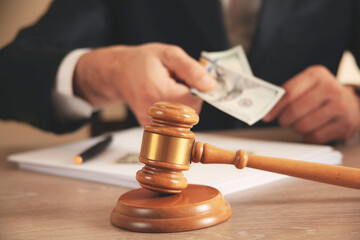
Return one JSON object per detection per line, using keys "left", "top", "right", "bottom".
{"left": 161, "top": 46, "right": 217, "bottom": 92}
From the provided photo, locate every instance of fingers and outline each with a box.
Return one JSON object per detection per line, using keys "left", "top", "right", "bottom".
{"left": 263, "top": 69, "right": 318, "bottom": 122}
{"left": 160, "top": 46, "right": 217, "bottom": 92}
{"left": 167, "top": 80, "right": 203, "bottom": 111}
{"left": 133, "top": 76, "right": 203, "bottom": 126}
{"left": 303, "top": 119, "right": 359, "bottom": 144}
{"left": 291, "top": 89, "right": 360, "bottom": 143}
{"left": 291, "top": 102, "right": 336, "bottom": 135}
{"left": 303, "top": 121, "right": 341, "bottom": 144}
{"left": 277, "top": 81, "right": 327, "bottom": 127}
{"left": 263, "top": 65, "right": 360, "bottom": 143}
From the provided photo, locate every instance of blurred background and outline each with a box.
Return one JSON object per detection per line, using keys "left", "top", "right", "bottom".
{"left": 0, "top": 0, "right": 359, "bottom": 149}
{"left": 0, "top": 0, "right": 128, "bottom": 150}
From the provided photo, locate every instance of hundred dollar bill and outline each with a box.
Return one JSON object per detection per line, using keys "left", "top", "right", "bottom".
{"left": 201, "top": 45, "right": 253, "bottom": 76}
{"left": 192, "top": 61, "right": 285, "bottom": 125}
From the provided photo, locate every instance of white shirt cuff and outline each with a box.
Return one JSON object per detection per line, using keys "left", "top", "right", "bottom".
{"left": 52, "top": 48, "right": 97, "bottom": 121}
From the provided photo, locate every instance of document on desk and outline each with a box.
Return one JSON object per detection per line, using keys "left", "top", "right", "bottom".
{"left": 8, "top": 127, "right": 342, "bottom": 196}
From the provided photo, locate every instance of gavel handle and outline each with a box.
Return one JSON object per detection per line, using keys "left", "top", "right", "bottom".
{"left": 192, "top": 142, "right": 360, "bottom": 189}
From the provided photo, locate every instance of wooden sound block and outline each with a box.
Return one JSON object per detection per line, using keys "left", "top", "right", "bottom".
{"left": 110, "top": 184, "right": 232, "bottom": 233}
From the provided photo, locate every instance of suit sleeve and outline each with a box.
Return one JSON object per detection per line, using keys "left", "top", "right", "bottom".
{"left": 349, "top": 0, "right": 360, "bottom": 68}
{"left": 0, "top": 0, "right": 113, "bottom": 133}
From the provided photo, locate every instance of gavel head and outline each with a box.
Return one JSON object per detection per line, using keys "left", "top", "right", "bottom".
{"left": 136, "top": 102, "right": 199, "bottom": 194}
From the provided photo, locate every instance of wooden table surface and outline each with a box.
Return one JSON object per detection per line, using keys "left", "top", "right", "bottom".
{"left": 1, "top": 125, "right": 359, "bottom": 240}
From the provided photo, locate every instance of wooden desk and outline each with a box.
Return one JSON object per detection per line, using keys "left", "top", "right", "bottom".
{"left": 1, "top": 127, "right": 359, "bottom": 240}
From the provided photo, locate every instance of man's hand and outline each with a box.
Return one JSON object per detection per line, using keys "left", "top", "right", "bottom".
{"left": 73, "top": 43, "right": 216, "bottom": 125}
{"left": 263, "top": 65, "right": 360, "bottom": 144}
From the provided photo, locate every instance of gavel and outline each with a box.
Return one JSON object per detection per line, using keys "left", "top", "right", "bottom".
{"left": 136, "top": 102, "right": 360, "bottom": 194}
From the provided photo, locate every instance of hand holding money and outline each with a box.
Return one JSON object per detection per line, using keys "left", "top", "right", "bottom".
{"left": 74, "top": 43, "right": 216, "bottom": 126}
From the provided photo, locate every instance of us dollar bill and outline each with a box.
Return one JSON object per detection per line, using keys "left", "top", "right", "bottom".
{"left": 201, "top": 45, "right": 253, "bottom": 76}
{"left": 192, "top": 52, "right": 285, "bottom": 125}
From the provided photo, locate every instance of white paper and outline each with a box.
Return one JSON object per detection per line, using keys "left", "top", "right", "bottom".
{"left": 8, "top": 127, "right": 342, "bottom": 195}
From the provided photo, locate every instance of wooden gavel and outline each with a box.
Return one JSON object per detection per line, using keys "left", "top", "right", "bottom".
{"left": 136, "top": 102, "right": 360, "bottom": 194}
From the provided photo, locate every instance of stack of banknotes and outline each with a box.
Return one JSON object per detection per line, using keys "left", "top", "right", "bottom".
{"left": 191, "top": 46, "right": 285, "bottom": 125}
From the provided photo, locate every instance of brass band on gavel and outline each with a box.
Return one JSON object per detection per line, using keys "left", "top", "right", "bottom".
{"left": 140, "top": 131, "right": 194, "bottom": 165}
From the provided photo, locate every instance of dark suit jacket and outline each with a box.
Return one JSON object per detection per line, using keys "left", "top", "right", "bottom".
{"left": 0, "top": 0, "right": 359, "bottom": 133}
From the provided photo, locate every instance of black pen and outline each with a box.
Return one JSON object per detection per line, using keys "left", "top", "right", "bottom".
{"left": 74, "top": 135, "right": 113, "bottom": 164}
